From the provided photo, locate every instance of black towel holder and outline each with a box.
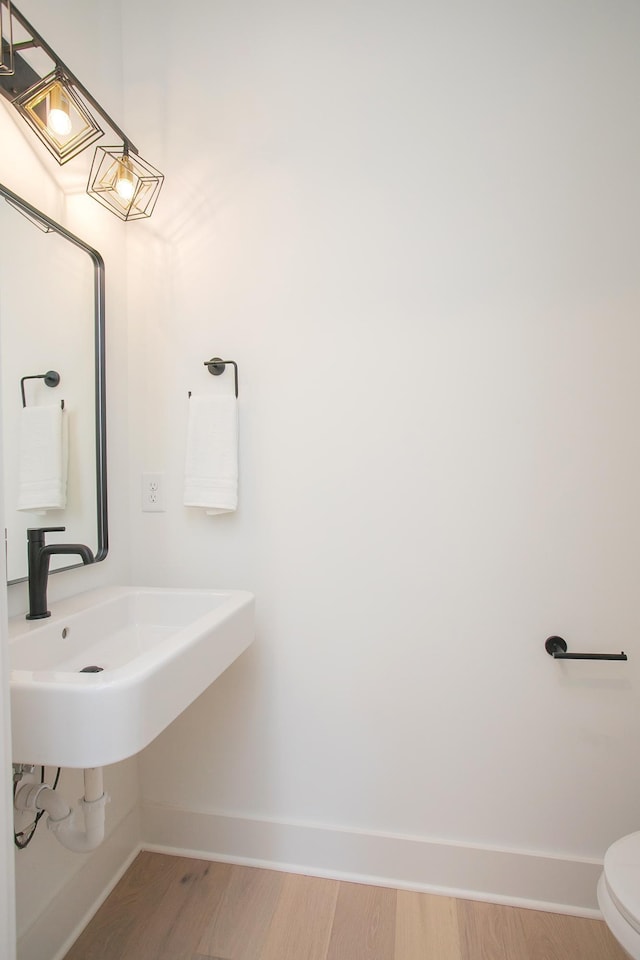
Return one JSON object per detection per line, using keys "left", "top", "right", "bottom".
{"left": 20, "top": 371, "right": 63, "bottom": 409}
{"left": 204, "top": 358, "right": 238, "bottom": 397}
{"left": 545, "top": 635, "right": 628, "bottom": 661}
{"left": 189, "top": 357, "right": 239, "bottom": 399}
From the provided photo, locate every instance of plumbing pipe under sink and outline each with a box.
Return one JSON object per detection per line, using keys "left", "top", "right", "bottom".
{"left": 14, "top": 767, "right": 109, "bottom": 853}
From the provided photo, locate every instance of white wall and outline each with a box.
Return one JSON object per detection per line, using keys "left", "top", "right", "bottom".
{"left": 124, "top": 0, "right": 640, "bottom": 905}
{"left": 0, "top": 3, "right": 140, "bottom": 957}
{"left": 4, "top": 0, "right": 640, "bottom": 948}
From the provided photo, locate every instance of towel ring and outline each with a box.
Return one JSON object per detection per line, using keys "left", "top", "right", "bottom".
{"left": 20, "top": 371, "right": 63, "bottom": 409}
{"left": 204, "top": 358, "right": 238, "bottom": 398}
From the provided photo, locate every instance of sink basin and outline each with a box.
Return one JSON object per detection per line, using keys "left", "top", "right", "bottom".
{"left": 9, "top": 585, "right": 254, "bottom": 767}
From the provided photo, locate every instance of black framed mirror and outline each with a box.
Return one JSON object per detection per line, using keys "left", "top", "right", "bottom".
{"left": 0, "top": 183, "right": 107, "bottom": 583}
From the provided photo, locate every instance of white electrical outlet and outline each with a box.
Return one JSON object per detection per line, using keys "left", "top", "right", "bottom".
{"left": 142, "top": 472, "right": 165, "bottom": 512}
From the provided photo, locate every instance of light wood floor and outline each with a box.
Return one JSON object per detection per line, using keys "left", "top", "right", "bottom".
{"left": 63, "top": 852, "right": 628, "bottom": 960}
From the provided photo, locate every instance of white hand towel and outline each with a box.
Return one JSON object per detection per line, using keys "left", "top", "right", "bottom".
{"left": 17, "top": 405, "right": 68, "bottom": 512}
{"left": 184, "top": 395, "right": 238, "bottom": 514}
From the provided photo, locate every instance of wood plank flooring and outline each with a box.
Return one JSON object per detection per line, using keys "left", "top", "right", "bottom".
{"left": 62, "top": 852, "right": 628, "bottom": 960}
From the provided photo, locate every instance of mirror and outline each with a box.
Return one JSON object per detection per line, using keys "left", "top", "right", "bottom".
{"left": 0, "top": 183, "right": 107, "bottom": 583}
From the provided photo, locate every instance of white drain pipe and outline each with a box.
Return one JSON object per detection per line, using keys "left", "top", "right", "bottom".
{"left": 14, "top": 768, "right": 109, "bottom": 853}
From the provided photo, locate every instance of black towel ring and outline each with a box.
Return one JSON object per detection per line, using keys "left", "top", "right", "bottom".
{"left": 204, "top": 358, "right": 238, "bottom": 397}
{"left": 189, "top": 357, "right": 239, "bottom": 399}
{"left": 20, "top": 371, "right": 64, "bottom": 409}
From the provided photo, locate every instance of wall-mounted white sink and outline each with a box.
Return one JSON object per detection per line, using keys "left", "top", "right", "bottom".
{"left": 8, "top": 585, "right": 254, "bottom": 768}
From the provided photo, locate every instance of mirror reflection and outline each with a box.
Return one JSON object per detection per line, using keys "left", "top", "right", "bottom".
{"left": 0, "top": 184, "right": 107, "bottom": 583}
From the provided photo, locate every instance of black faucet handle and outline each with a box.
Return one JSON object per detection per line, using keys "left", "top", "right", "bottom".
{"left": 26, "top": 527, "right": 66, "bottom": 543}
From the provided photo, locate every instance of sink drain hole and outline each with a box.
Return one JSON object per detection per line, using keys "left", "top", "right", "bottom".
{"left": 79, "top": 665, "right": 104, "bottom": 673}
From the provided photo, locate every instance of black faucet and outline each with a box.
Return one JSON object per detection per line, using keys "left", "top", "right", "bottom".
{"left": 26, "top": 527, "right": 95, "bottom": 620}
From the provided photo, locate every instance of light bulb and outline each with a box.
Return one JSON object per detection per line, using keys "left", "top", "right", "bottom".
{"left": 48, "top": 107, "right": 71, "bottom": 136}
{"left": 47, "top": 84, "right": 72, "bottom": 137}
{"left": 115, "top": 158, "right": 135, "bottom": 203}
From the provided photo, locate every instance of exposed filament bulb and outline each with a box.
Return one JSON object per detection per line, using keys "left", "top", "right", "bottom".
{"left": 115, "top": 156, "right": 135, "bottom": 202}
{"left": 47, "top": 83, "right": 72, "bottom": 137}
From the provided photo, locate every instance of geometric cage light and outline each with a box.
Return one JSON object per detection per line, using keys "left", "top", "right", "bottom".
{"left": 88, "top": 145, "right": 164, "bottom": 221}
{"left": 0, "top": 0, "right": 164, "bottom": 221}
{"left": 13, "top": 69, "right": 103, "bottom": 164}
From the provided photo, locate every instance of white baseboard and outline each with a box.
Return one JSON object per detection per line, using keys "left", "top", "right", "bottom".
{"left": 141, "top": 801, "right": 603, "bottom": 918}
{"left": 18, "top": 808, "right": 141, "bottom": 960}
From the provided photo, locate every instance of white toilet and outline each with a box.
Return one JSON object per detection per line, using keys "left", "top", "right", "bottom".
{"left": 598, "top": 831, "right": 640, "bottom": 959}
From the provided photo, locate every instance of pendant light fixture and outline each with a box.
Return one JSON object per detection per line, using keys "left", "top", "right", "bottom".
{"left": 12, "top": 68, "right": 103, "bottom": 163}
{"left": 87, "top": 144, "right": 164, "bottom": 221}
{"left": 0, "top": 0, "right": 164, "bottom": 221}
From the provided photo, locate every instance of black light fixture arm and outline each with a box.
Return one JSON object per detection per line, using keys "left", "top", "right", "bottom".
{"left": 11, "top": 39, "right": 38, "bottom": 54}
{"left": 0, "top": 0, "right": 138, "bottom": 153}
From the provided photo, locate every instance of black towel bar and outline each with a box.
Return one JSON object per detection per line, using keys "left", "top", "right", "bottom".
{"left": 545, "top": 636, "right": 628, "bottom": 661}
